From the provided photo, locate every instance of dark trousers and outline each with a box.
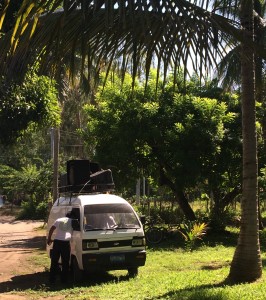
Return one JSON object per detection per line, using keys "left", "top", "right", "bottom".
{"left": 50, "top": 239, "right": 71, "bottom": 283}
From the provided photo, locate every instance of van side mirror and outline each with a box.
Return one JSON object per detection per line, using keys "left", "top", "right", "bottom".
{"left": 140, "top": 215, "right": 146, "bottom": 225}
{"left": 70, "top": 207, "right": 81, "bottom": 231}
{"left": 72, "top": 219, "right": 80, "bottom": 231}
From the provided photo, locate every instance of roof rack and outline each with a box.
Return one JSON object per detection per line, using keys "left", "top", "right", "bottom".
{"left": 58, "top": 160, "right": 115, "bottom": 195}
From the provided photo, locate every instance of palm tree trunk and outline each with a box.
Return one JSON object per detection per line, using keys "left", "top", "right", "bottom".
{"left": 254, "top": 0, "right": 265, "bottom": 230}
{"left": 228, "top": 0, "right": 262, "bottom": 283}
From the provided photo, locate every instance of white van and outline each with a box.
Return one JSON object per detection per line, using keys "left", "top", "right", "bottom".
{"left": 46, "top": 193, "right": 146, "bottom": 280}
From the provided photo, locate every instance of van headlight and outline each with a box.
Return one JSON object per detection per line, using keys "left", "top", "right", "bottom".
{"left": 132, "top": 237, "right": 146, "bottom": 247}
{"left": 83, "top": 239, "right": 99, "bottom": 250}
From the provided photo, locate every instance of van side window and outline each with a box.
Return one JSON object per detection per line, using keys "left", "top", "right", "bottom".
{"left": 71, "top": 207, "right": 81, "bottom": 231}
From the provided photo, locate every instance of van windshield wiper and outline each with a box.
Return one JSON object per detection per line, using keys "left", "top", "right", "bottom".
{"left": 115, "top": 225, "right": 140, "bottom": 230}
{"left": 84, "top": 226, "right": 117, "bottom": 231}
{"left": 84, "top": 227, "right": 102, "bottom": 231}
{"left": 84, "top": 225, "right": 140, "bottom": 231}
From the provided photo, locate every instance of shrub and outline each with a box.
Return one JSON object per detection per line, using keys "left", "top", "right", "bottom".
{"left": 18, "top": 197, "right": 48, "bottom": 220}
{"left": 178, "top": 221, "right": 208, "bottom": 251}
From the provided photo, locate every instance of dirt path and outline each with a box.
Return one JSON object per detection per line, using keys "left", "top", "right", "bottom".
{"left": 0, "top": 214, "right": 49, "bottom": 299}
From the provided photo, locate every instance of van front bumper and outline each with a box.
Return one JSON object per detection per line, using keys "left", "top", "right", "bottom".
{"left": 82, "top": 250, "right": 146, "bottom": 271}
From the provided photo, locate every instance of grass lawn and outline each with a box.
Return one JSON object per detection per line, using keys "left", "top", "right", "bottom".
{"left": 10, "top": 227, "right": 266, "bottom": 300}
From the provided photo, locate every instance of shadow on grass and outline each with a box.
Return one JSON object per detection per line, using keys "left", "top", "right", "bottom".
{"left": 151, "top": 279, "right": 251, "bottom": 300}
{"left": 146, "top": 229, "right": 239, "bottom": 251}
{"left": 203, "top": 230, "right": 239, "bottom": 247}
{"left": 0, "top": 270, "right": 131, "bottom": 293}
{"left": 0, "top": 271, "right": 50, "bottom": 293}
{"left": 153, "top": 285, "right": 228, "bottom": 300}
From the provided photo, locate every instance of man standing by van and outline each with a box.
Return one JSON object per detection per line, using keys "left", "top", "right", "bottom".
{"left": 47, "top": 211, "right": 74, "bottom": 284}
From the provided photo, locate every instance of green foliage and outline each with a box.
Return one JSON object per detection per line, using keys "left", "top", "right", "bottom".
{"left": 0, "top": 72, "right": 60, "bottom": 145}
{"left": 83, "top": 71, "right": 241, "bottom": 202}
{"left": 18, "top": 196, "right": 49, "bottom": 220}
{"left": 35, "top": 200, "right": 49, "bottom": 219}
{"left": 178, "top": 221, "right": 208, "bottom": 250}
{"left": 0, "top": 129, "right": 53, "bottom": 168}
{"left": 209, "top": 207, "right": 240, "bottom": 232}
{"left": 135, "top": 201, "right": 184, "bottom": 225}
{"left": 18, "top": 198, "right": 38, "bottom": 219}
{"left": 0, "top": 161, "right": 52, "bottom": 219}
{"left": 259, "top": 166, "right": 266, "bottom": 205}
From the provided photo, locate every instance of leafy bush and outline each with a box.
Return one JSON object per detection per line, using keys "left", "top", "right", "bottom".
{"left": 208, "top": 207, "right": 240, "bottom": 232}
{"left": 135, "top": 202, "right": 184, "bottom": 225}
{"left": 18, "top": 200, "right": 36, "bottom": 219}
{"left": 18, "top": 198, "right": 49, "bottom": 220}
{"left": 36, "top": 200, "right": 49, "bottom": 219}
{"left": 0, "top": 73, "right": 60, "bottom": 145}
{"left": 178, "top": 221, "right": 208, "bottom": 250}
{"left": 0, "top": 161, "right": 52, "bottom": 220}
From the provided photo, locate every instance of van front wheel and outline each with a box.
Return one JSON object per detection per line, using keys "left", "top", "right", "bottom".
{"left": 71, "top": 256, "right": 83, "bottom": 283}
{"left": 128, "top": 267, "right": 138, "bottom": 278}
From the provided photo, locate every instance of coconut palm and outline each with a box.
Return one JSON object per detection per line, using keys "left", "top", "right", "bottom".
{"left": 228, "top": 0, "right": 263, "bottom": 283}
{"left": 217, "top": 0, "right": 264, "bottom": 283}
{"left": 215, "top": 0, "right": 266, "bottom": 232}
{"left": 0, "top": 0, "right": 264, "bottom": 283}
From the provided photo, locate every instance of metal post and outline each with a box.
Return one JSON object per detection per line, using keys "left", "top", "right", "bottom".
{"left": 52, "top": 128, "right": 60, "bottom": 203}
{"left": 143, "top": 177, "right": 145, "bottom": 196}
{"left": 136, "top": 178, "right": 140, "bottom": 205}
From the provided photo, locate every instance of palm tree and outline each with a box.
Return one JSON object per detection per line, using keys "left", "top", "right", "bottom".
{"left": 215, "top": 0, "right": 266, "bottom": 231}
{"left": 228, "top": 0, "right": 262, "bottom": 282}
{"left": 0, "top": 0, "right": 264, "bottom": 283}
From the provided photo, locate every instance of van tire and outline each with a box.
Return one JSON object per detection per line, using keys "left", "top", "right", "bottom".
{"left": 71, "top": 256, "right": 83, "bottom": 283}
{"left": 128, "top": 267, "right": 138, "bottom": 278}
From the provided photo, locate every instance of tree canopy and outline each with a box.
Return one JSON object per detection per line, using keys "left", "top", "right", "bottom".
{"left": 0, "top": 72, "right": 60, "bottom": 144}
{"left": 84, "top": 71, "right": 242, "bottom": 220}
{"left": 0, "top": 0, "right": 265, "bottom": 284}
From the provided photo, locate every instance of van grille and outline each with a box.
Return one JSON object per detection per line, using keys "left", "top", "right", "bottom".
{"left": 98, "top": 239, "right": 132, "bottom": 248}
{"left": 83, "top": 238, "right": 132, "bottom": 250}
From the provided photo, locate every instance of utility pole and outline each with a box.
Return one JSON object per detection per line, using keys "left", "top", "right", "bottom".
{"left": 136, "top": 178, "right": 140, "bottom": 205}
{"left": 51, "top": 128, "right": 60, "bottom": 203}
{"left": 143, "top": 177, "right": 145, "bottom": 197}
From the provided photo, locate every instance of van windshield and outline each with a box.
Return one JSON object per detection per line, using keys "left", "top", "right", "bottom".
{"left": 83, "top": 203, "right": 141, "bottom": 231}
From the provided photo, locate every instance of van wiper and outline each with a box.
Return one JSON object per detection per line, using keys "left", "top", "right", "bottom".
{"left": 116, "top": 226, "right": 140, "bottom": 230}
{"left": 84, "top": 226, "right": 117, "bottom": 231}
{"left": 84, "top": 227, "right": 103, "bottom": 231}
{"left": 106, "top": 227, "right": 117, "bottom": 231}
{"left": 84, "top": 225, "right": 140, "bottom": 231}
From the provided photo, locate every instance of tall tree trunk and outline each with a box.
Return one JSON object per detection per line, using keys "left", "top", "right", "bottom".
{"left": 254, "top": 0, "right": 265, "bottom": 230}
{"left": 175, "top": 190, "right": 196, "bottom": 221}
{"left": 228, "top": 0, "right": 262, "bottom": 283}
{"left": 159, "top": 168, "right": 196, "bottom": 221}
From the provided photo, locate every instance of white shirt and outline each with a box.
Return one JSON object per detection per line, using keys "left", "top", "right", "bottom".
{"left": 53, "top": 217, "right": 73, "bottom": 241}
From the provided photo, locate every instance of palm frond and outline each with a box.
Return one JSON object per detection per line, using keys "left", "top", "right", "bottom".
{"left": 0, "top": 0, "right": 11, "bottom": 31}
{"left": 0, "top": 0, "right": 261, "bottom": 84}
{"left": 216, "top": 45, "right": 241, "bottom": 89}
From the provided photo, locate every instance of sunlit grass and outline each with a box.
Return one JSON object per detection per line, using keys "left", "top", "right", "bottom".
{"left": 7, "top": 229, "right": 266, "bottom": 300}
